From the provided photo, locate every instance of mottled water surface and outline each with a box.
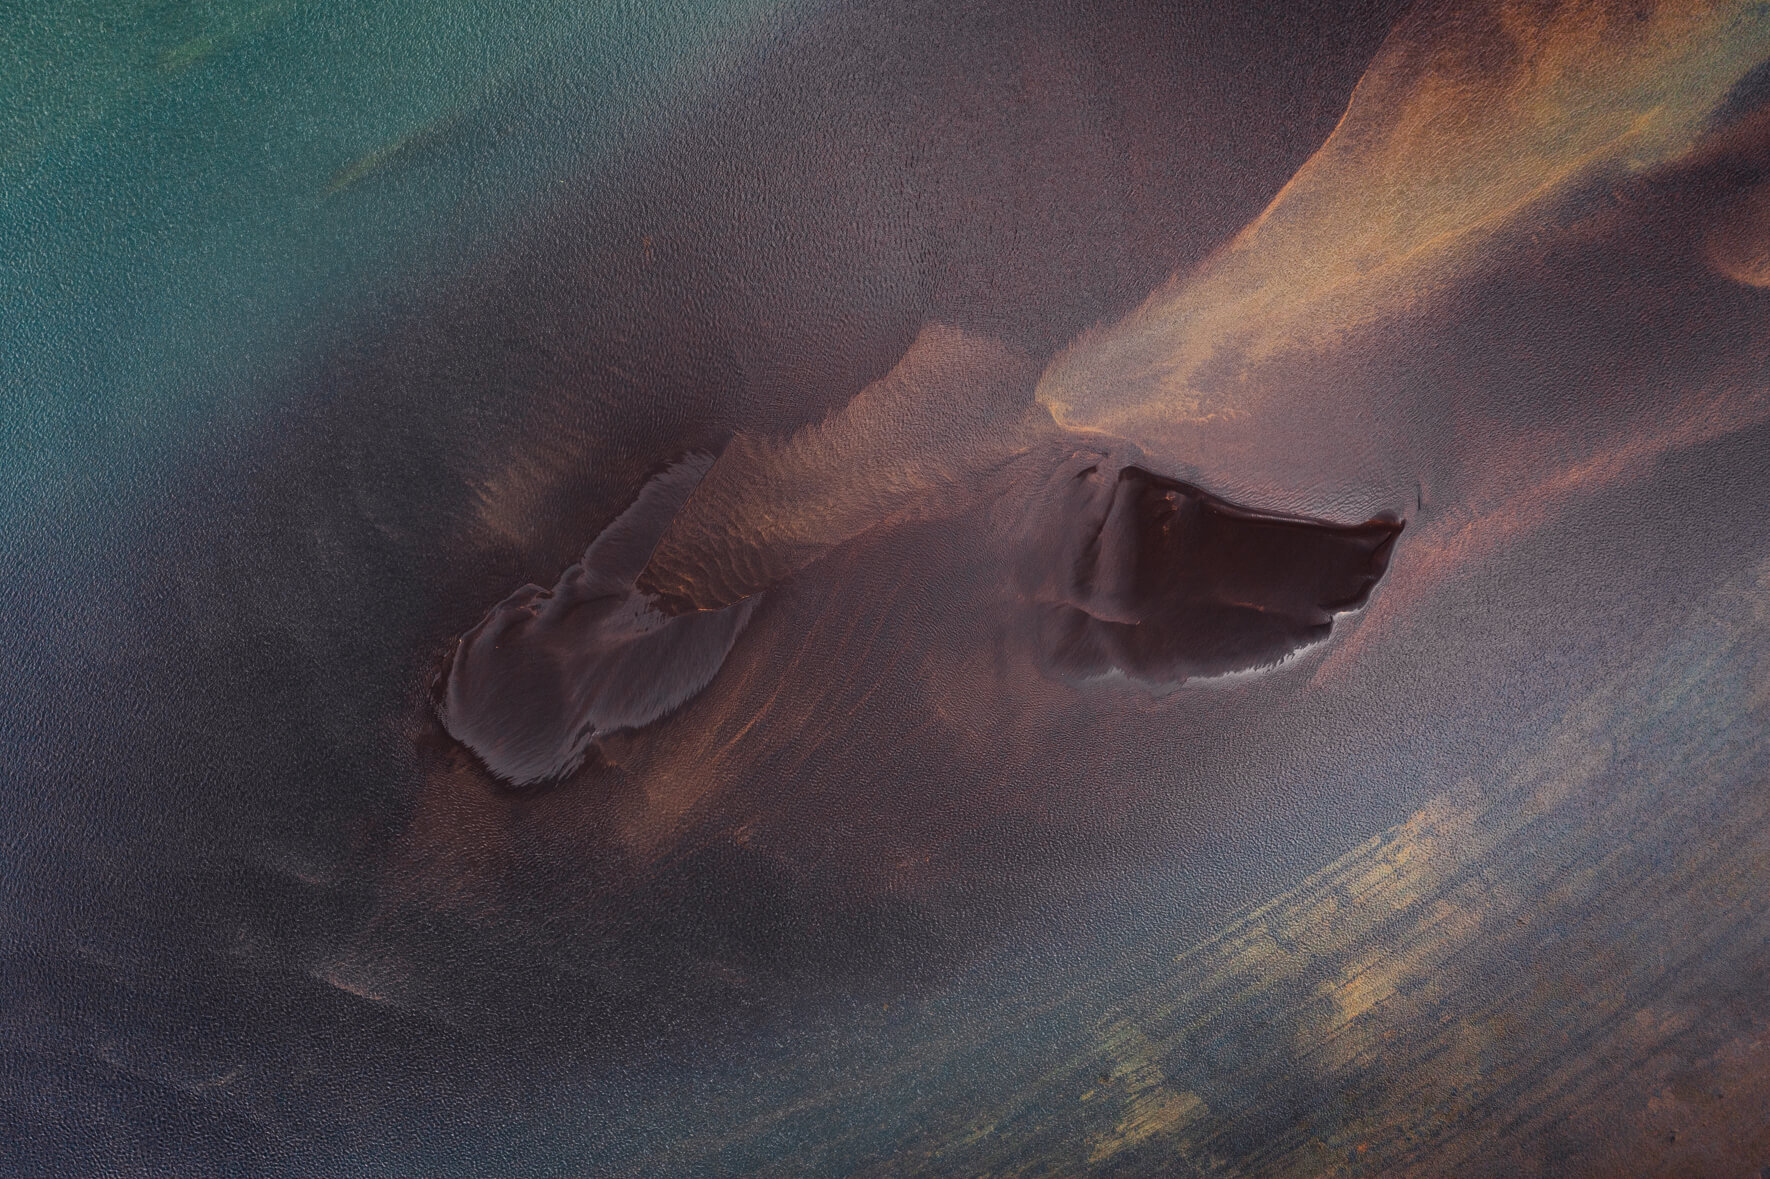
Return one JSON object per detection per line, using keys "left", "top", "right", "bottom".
{"left": 5, "top": 1, "right": 1770, "bottom": 1175}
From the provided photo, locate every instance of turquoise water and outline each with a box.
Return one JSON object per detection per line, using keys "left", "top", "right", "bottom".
{"left": 0, "top": 0, "right": 800, "bottom": 540}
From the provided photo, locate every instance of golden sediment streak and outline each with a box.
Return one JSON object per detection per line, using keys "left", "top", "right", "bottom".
{"left": 638, "top": 324, "right": 1046, "bottom": 611}
{"left": 1035, "top": 0, "right": 1770, "bottom": 445}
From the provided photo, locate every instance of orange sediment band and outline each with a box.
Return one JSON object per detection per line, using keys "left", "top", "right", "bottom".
{"left": 1036, "top": 0, "right": 1770, "bottom": 447}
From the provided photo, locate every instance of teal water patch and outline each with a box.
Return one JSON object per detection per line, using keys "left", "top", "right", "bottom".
{"left": 0, "top": 0, "right": 809, "bottom": 544}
